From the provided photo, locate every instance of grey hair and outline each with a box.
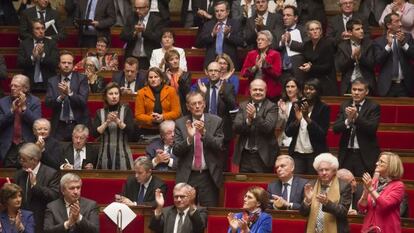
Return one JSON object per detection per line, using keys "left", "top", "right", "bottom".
{"left": 12, "top": 74, "right": 31, "bottom": 91}
{"left": 257, "top": 30, "right": 273, "bottom": 43}
{"left": 173, "top": 182, "right": 193, "bottom": 192}
{"left": 19, "top": 143, "right": 42, "bottom": 160}
{"left": 276, "top": 154, "right": 295, "bottom": 166}
{"left": 33, "top": 118, "right": 51, "bottom": 131}
{"left": 313, "top": 153, "right": 339, "bottom": 171}
{"left": 60, "top": 173, "right": 82, "bottom": 189}
{"left": 337, "top": 168, "right": 354, "bottom": 182}
{"left": 85, "top": 56, "right": 100, "bottom": 71}
{"left": 159, "top": 120, "right": 175, "bottom": 135}
{"left": 72, "top": 124, "right": 89, "bottom": 136}
{"left": 134, "top": 156, "right": 153, "bottom": 170}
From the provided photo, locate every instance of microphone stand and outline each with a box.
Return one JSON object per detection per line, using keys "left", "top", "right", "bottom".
{"left": 116, "top": 209, "right": 123, "bottom": 233}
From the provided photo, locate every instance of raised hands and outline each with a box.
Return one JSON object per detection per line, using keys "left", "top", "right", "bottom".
{"left": 304, "top": 183, "right": 314, "bottom": 204}
{"left": 155, "top": 188, "right": 165, "bottom": 210}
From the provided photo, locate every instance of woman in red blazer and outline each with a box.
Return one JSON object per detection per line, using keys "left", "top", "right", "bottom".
{"left": 241, "top": 30, "right": 282, "bottom": 102}
{"left": 358, "top": 152, "right": 405, "bottom": 233}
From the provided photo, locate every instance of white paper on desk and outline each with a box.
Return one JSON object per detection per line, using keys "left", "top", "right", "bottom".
{"left": 44, "top": 19, "right": 58, "bottom": 34}
{"left": 103, "top": 202, "right": 137, "bottom": 230}
{"left": 287, "top": 29, "right": 302, "bottom": 57}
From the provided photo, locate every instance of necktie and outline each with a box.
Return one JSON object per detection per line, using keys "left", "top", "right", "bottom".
{"left": 281, "top": 183, "right": 289, "bottom": 201}
{"left": 33, "top": 41, "right": 43, "bottom": 83}
{"left": 38, "top": 10, "right": 45, "bottom": 22}
{"left": 62, "top": 77, "right": 71, "bottom": 121}
{"left": 132, "top": 19, "right": 144, "bottom": 57}
{"left": 84, "top": 0, "right": 93, "bottom": 30}
{"left": 74, "top": 149, "right": 82, "bottom": 170}
{"left": 316, "top": 185, "right": 328, "bottom": 233}
{"left": 215, "top": 23, "right": 224, "bottom": 55}
{"left": 392, "top": 37, "right": 400, "bottom": 78}
{"left": 194, "top": 130, "right": 202, "bottom": 170}
{"left": 282, "top": 28, "right": 293, "bottom": 70}
{"left": 13, "top": 109, "right": 22, "bottom": 145}
{"left": 25, "top": 173, "right": 30, "bottom": 202}
{"left": 176, "top": 212, "right": 184, "bottom": 233}
{"left": 349, "top": 103, "right": 360, "bottom": 148}
{"left": 209, "top": 85, "right": 217, "bottom": 115}
{"left": 137, "top": 184, "right": 145, "bottom": 204}
{"left": 247, "top": 103, "right": 259, "bottom": 149}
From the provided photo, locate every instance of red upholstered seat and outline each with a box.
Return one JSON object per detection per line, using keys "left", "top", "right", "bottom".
{"left": 207, "top": 216, "right": 229, "bottom": 233}
{"left": 174, "top": 35, "right": 196, "bottom": 48}
{"left": 223, "top": 182, "right": 267, "bottom": 208}
{"left": 186, "top": 56, "right": 205, "bottom": 71}
{"left": 164, "top": 180, "right": 176, "bottom": 207}
{"left": 272, "top": 219, "right": 306, "bottom": 233}
{"left": 406, "top": 189, "right": 414, "bottom": 218}
{"left": 82, "top": 178, "right": 124, "bottom": 204}
{"left": 1, "top": 33, "right": 19, "bottom": 47}
{"left": 349, "top": 223, "right": 363, "bottom": 233}
{"left": 132, "top": 153, "right": 145, "bottom": 160}
{"left": 99, "top": 213, "right": 144, "bottom": 233}
{"left": 403, "top": 163, "right": 414, "bottom": 180}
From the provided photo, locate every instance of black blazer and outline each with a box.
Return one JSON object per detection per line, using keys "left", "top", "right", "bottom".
{"left": 62, "top": 143, "right": 99, "bottom": 169}
{"left": 14, "top": 164, "right": 60, "bottom": 233}
{"left": 285, "top": 99, "right": 330, "bottom": 155}
{"left": 111, "top": 70, "right": 147, "bottom": 92}
{"left": 296, "top": 0, "right": 326, "bottom": 26}
{"left": 121, "top": 175, "right": 167, "bottom": 207}
{"left": 149, "top": 206, "right": 207, "bottom": 233}
{"left": 244, "top": 12, "right": 282, "bottom": 48}
{"left": 17, "top": 38, "right": 59, "bottom": 91}
{"left": 44, "top": 197, "right": 99, "bottom": 233}
{"left": 326, "top": 12, "right": 370, "bottom": 46}
{"left": 332, "top": 98, "right": 380, "bottom": 175}
{"left": 19, "top": 6, "right": 65, "bottom": 41}
{"left": 267, "top": 176, "right": 308, "bottom": 210}
{"left": 40, "top": 137, "right": 64, "bottom": 170}
{"left": 336, "top": 38, "right": 376, "bottom": 95}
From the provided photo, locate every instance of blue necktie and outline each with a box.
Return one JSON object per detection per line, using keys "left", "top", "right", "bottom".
{"left": 137, "top": 184, "right": 145, "bottom": 204}
{"left": 282, "top": 183, "right": 289, "bottom": 201}
{"left": 392, "top": 37, "right": 400, "bottom": 78}
{"left": 209, "top": 85, "right": 217, "bottom": 114}
{"left": 215, "top": 23, "right": 224, "bottom": 55}
{"left": 282, "top": 28, "right": 293, "bottom": 70}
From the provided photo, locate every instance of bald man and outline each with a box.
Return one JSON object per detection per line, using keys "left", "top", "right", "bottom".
{"left": 233, "top": 79, "right": 279, "bottom": 173}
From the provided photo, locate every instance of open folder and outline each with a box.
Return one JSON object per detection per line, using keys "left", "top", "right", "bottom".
{"left": 103, "top": 202, "right": 137, "bottom": 230}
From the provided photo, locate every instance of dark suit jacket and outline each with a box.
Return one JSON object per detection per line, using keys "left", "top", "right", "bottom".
{"left": 244, "top": 12, "right": 282, "bottom": 48}
{"left": 75, "top": 0, "right": 116, "bottom": 40}
{"left": 332, "top": 98, "right": 380, "bottom": 175}
{"left": 373, "top": 33, "right": 414, "bottom": 96}
{"left": 62, "top": 143, "right": 99, "bottom": 169}
{"left": 44, "top": 197, "right": 99, "bottom": 233}
{"left": 19, "top": 6, "right": 65, "bottom": 41}
{"left": 121, "top": 13, "right": 165, "bottom": 59}
{"left": 45, "top": 72, "right": 90, "bottom": 137}
{"left": 285, "top": 99, "right": 330, "bottom": 155}
{"left": 326, "top": 12, "right": 369, "bottom": 46}
{"left": 296, "top": 0, "right": 326, "bottom": 25}
{"left": 0, "top": 0, "right": 19, "bottom": 25}
{"left": 150, "top": 0, "right": 170, "bottom": 22}
{"left": 198, "top": 18, "right": 244, "bottom": 69}
{"left": 168, "top": 71, "right": 191, "bottom": 116}
{"left": 0, "top": 210, "right": 35, "bottom": 233}
{"left": 336, "top": 38, "right": 376, "bottom": 95}
{"left": 146, "top": 138, "right": 177, "bottom": 171}
{"left": 358, "top": 0, "right": 391, "bottom": 25}
{"left": 111, "top": 70, "right": 147, "bottom": 92}
{"left": 122, "top": 175, "right": 167, "bottom": 207}
{"left": 173, "top": 114, "right": 224, "bottom": 188}
{"left": 0, "top": 94, "right": 41, "bottom": 161}
{"left": 267, "top": 176, "right": 308, "bottom": 210}
{"left": 14, "top": 164, "right": 60, "bottom": 233}
{"left": 40, "top": 136, "right": 64, "bottom": 170}
{"left": 17, "top": 38, "right": 59, "bottom": 91}
{"left": 300, "top": 179, "right": 352, "bottom": 233}
{"left": 149, "top": 206, "right": 207, "bottom": 233}
{"left": 233, "top": 99, "right": 279, "bottom": 167}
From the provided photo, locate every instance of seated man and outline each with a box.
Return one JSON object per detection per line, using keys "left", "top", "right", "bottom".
{"left": 149, "top": 183, "right": 207, "bottom": 233}
{"left": 268, "top": 155, "right": 308, "bottom": 210}
{"left": 112, "top": 57, "right": 146, "bottom": 95}
{"left": 146, "top": 120, "right": 177, "bottom": 171}
{"left": 117, "top": 156, "right": 167, "bottom": 207}
{"left": 61, "top": 124, "right": 99, "bottom": 170}
{"left": 336, "top": 168, "right": 363, "bottom": 215}
{"left": 44, "top": 173, "right": 99, "bottom": 233}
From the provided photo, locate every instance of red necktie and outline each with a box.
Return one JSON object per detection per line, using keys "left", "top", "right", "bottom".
{"left": 13, "top": 110, "right": 22, "bottom": 144}
{"left": 193, "top": 131, "right": 202, "bottom": 170}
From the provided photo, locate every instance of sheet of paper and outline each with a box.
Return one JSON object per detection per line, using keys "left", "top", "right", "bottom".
{"left": 103, "top": 202, "right": 137, "bottom": 230}
{"left": 287, "top": 29, "right": 302, "bottom": 57}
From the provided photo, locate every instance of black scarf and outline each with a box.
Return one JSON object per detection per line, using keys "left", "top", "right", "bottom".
{"left": 150, "top": 84, "right": 164, "bottom": 114}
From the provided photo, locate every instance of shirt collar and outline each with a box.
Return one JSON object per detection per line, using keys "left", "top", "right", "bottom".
{"left": 61, "top": 73, "right": 73, "bottom": 82}
{"left": 353, "top": 99, "right": 366, "bottom": 107}
{"left": 142, "top": 175, "right": 153, "bottom": 189}
{"left": 32, "top": 162, "right": 41, "bottom": 176}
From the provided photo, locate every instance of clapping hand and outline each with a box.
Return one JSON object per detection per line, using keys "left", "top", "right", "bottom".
{"left": 304, "top": 183, "right": 314, "bottom": 204}
{"left": 197, "top": 79, "right": 207, "bottom": 94}
{"left": 362, "top": 172, "right": 373, "bottom": 190}
{"left": 155, "top": 188, "right": 165, "bottom": 209}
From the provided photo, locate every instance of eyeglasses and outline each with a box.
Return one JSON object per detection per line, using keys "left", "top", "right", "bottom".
{"left": 173, "top": 195, "right": 187, "bottom": 200}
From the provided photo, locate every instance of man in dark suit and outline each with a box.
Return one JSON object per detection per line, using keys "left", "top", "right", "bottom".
{"left": 173, "top": 91, "right": 224, "bottom": 207}
{"left": 296, "top": 0, "right": 326, "bottom": 26}
{"left": 19, "top": 0, "right": 65, "bottom": 41}
{"left": 44, "top": 173, "right": 99, "bottom": 233}
{"left": 149, "top": 183, "right": 207, "bottom": 233}
{"left": 146, "top": 120, "right": 177, "bottom": 171}
{"left": 148, "top": 0, "right": 170, "bottom": 24}
{"left": 268, "top": 155, "right": 308, "bottom": 210}
{"left": 112, "top": 57, "right": 147, "bottom": 94}
{"left": 75, "top": 0, "right": 116, "bottom": 47}
{"left": 336, "top": 19, "right": 376, "bottom": 95}
{"left": 0, "top": 74, "right": 41, "bottom": 168}
{"left": 61, "top": 124, "right": 98, "bottom": 170}
{"left": 233, "top": 79, "right": 279, "bottom": 173}
{"left": 121, "top": 0, "right": 165, "bottom": 70}
{"left": 45, "top": 51, "right": 90, "bottom": 141}
{"left": 274, "top": 5, "right": 307, "bottom": 83}
{"left": 244, "top": 0, "right": 282, "bottom": 48}
{"left": 358, "top": 0, "right": 390, "bottom": 26}
{"left": 374, "top": 12, "right": 414, "bottom": 97}
{"left": 17, "top": 19, "right": 59, "bottom": 93}
{"left": 326, "top": 0, "right": 369, "bottom": 46}
{"left": 198, "top": 1, "right": 244, "bottom": 69}
{"left": 337, "top": 168, "right": 363, "bottom": 215}
{"left": 333, "top": 78, "right": 380, "bottom": 177}
{"left": 117, "top": 156, "right": 167, "bottom": 207}
{"left": 14, "top": 143, "right": 60, "bottom": 233}
{"left": 193, "top": 61, "right": 237, "bottom": 171}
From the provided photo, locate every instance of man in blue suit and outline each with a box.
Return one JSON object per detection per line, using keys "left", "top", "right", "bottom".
{"left": 45, "top": 51, "right": 90, "bottom": 141}
{"left": 267, "top": 155, "right": 308, "bottom": 210}
{"left": 0, "top": 74, "right": 41, "bottom": 168}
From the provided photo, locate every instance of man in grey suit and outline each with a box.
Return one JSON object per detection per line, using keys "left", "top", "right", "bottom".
{"left": 268, "top": 155, "right": 308, "bottom": 210}
{"left": 358, "top": 0, "right": 390, "bottom": 26}
{"left": 149, "top": 183, "right": 207, "bottom": 233}
{"left": 233, "top": 79, "right": 279, "bottom": 173}
{"left": 44, "top": 173, "right": 99, "bottom": 233}
{"left": 173, "top": 91, "right": 224, "bottom": 207}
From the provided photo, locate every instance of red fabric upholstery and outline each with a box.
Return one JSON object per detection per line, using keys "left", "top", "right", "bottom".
{"left": 99, "top": 213, "right": 144, "bottom": 233}
{"left": 186, "top": 56, "right": 205, "bottom": 71}
{"left": 82, "top": 178, "right": 124, "bottom": 204}
{"left": 207, "top": 216, "right": 229, "bottom": 233}
{"left": 272, "top": 219, "right": 306, "bottom": 233}
{"left": 132, "top": 153, "right": 145, "bottom": 160}
{"left": 349, "top": 223, "right": 363, "bottom": 233}
{"left": 3, "top": 54, "right": 17, "bottom": 69}
{"left": 406, "top": 189, "right": 414, "bottom": 218}
{"left": 403, "top": 163, "right": 414, "bottom": 180}
{"left": 0, "top": 33, "right": 19, "bottom": 47}
{"left": 164, "top": 180, "right": 175, "bottom": 207}
{"left": 223, "top": 182, "right": 267, "bottom": 208}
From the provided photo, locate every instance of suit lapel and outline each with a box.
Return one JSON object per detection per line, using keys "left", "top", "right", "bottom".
{"left": 59, "top": 198, "right": 69, "bottom": 220}
{"left": 144, "top": 178, "right": 154, "bottom": 201}
{"left": 0, "top": 212, "right": 13, "bottom": 233}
